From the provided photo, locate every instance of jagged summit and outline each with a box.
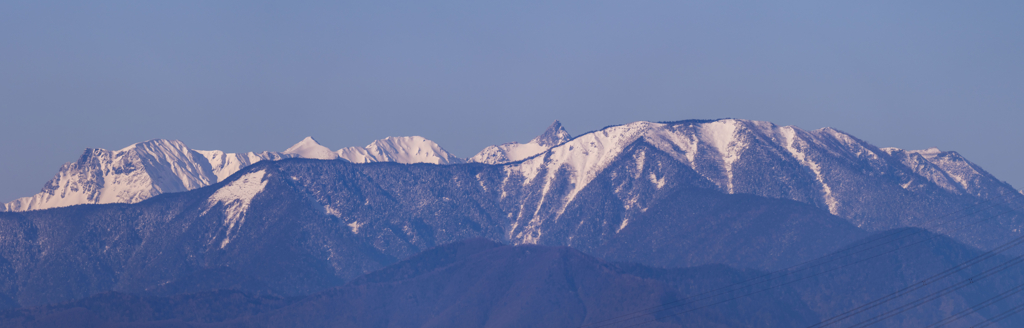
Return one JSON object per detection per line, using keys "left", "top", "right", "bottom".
{"left": 531, "top": 120, "right": 572, "bottom": 147}
{"left": 468, "top": 120, "right": 573, "bottom": 164}
{"left": 284, "top": 136, "right": 339, "bottom": 160}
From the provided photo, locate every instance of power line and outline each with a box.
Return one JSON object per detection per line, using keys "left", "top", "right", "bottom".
{"left": 809, "top": 230, "right": 1024, "bottom": 328}
{"left": 579, "top": 200, "right": 1007, "bottom": 328}
{"left": 841, "top": 254, "right": 1024, "bottom": 328}
{"left": 584, "top": 229, "right": 913, "bottom": 328}
{"left": 923, "top": 281, "right": 1024, "bottom": 328}
{"left": 972, "top": 300, "right": 1024, "bottom": 328}
{"left": 616, "top": 208, "right": 1018, "bottom": 328}
{"left": 588, "top": 205, "right": 1017, "bottom": 328}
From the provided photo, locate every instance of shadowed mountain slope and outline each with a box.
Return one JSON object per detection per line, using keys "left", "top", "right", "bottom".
{"left": 7, "top": 232, "right": 1024, "bottom": 328}
{"left": 0, "top": 156, "right": 868, "bottom": 308}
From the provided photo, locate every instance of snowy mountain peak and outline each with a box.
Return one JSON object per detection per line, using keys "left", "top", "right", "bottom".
{"left": 531, "top": 121, "right": 572, "bottom": 147}
{"left": 468, "top": 121, "right": 573, "bottom": 164}
{"left": 284, "top": 137, "right": 339, "bottom": 160}
{"left": 338, "top": 136, "right": 462, "bottom": 165}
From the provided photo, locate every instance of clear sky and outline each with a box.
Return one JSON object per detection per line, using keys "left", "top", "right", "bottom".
{"left": 2, "top": 1, "right": 1022, "bottom": 202}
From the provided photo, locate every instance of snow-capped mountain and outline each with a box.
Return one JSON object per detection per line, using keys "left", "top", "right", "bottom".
{"left": 337, "top": 136, "right": 462, "bottom": 164}
{"left": 283, "top": 137, "right": 339, "bottom": 160}
{"left": 490, "top": 119, "right": 1022, "bottom": 246}
{"left": 468, "top": 121, "right": 572, "bottom": 164}
{"left": 0, "top": 140, "right": 293, "bottom": 212}
{"left": 2, "top": 135, "right": 461, "bottom": 212}
{"left": 2, "top": 118, "right": 1023, "bottom": 313}
{"left": 5, "top": 117, "right": 1020, "bottom": 234}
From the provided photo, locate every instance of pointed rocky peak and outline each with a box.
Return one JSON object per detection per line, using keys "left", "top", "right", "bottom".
{"left": 531, "top": 120, "right": 572, "bottom": 147}
{"left": 284, "top": 137, "right": 339, "bottom": 160}
{"left": 468, "top": 121, "right": 573, "bottom": 165}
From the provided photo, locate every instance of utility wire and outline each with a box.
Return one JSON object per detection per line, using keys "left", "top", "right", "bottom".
{"left": 842, "top": 255, "right": 1024, "bottom": 328}
{"left": 588, "top": 205, "right": 1016, "bottom": 328}
{"left": 973, "top": 300, "right": 1024, "bottom": 328}
{"left": 809, "top": 231, "right": 1024, "bottom": 328}
{"left": 923, "top": 281, "right": 1024, "bottom": 328}
{"left": 616, "top": 209, "right": 1018, "bottom": 328}
{"left": 580, "top": 200, "right": 1006, "bottom": 328}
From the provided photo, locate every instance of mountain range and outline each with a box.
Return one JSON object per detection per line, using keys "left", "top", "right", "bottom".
{"left": 5, "top": 119, "right": 1020, "bottom": 248}
{"left": 1, "top": 118, "right": 1022, "bottom": 327}
{"left": 2, "top": 122, "right": 571, "bottom": 212}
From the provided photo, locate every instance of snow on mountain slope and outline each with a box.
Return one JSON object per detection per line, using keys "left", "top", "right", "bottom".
{"left": 197, "top": 150, "right": 293, "bottom": 182}
{"left": 469, "top": 121, "right": 572, "bottom": 164}
{"left": 336, "top": 136, "right": 462, "bottom": 164}
{"left": 881, "top": 147, "right": 964, "bottom": 193}
{"left": 884, "top": 147, "right": 1018, "bottom": 199}
{"left": 496, "top": 119, "right": 1023, "bottom": 244}
{"left": 505, "top": 120, "right": 762, "bottom": 217}
{"left": 203, "top": 169, "right": 269, "bottom": 248}
{"left": 911, "top": 149, "right": 996, "bottom": 194}
{"left": 503, "top": 120, "right": 757, "bottom": 242}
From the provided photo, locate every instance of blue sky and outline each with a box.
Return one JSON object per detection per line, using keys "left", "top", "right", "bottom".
{"left": 2, "top": 1, "right": 1022, "bottom": 202}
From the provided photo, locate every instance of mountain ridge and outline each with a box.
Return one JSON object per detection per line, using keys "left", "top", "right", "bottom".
{"left": 5, "top": 118, "right": 1021, "bottom": 253}
{"left": 2, "top": 135, "right": 461, "bottom": 212}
